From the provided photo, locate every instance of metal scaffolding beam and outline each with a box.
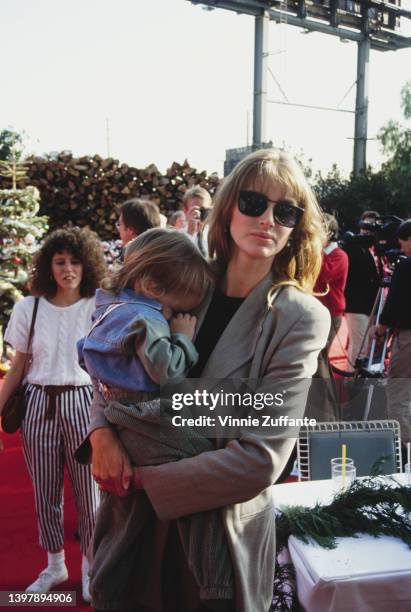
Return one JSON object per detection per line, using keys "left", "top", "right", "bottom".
{"left": 190, "top": 1, "right": 411, "bottom": 50}
{"left": 189, "top": 1, "right": 411, "bottom": 174}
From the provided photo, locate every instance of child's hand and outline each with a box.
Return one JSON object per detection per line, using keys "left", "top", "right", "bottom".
{"left": 170, "top": 313, "right": 197, "bottom": 340}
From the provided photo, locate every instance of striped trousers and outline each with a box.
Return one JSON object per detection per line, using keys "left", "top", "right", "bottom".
{"left": 21, "top": 384, "right": 100, "bottom": 554}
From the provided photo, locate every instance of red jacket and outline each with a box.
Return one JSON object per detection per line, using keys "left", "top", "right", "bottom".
{"left": 314, "top": 244, "right": 349, "bottom": 317}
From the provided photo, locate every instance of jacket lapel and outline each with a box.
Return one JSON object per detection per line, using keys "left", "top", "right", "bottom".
{"left": 196, "top": 274, "right": 280, "bottom": 379}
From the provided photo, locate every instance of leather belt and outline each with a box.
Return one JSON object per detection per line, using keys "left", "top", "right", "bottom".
{"left": 32, "top": 384, "right": 90, "bottom": 419}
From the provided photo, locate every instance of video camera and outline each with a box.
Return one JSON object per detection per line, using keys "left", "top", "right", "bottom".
{"left": 343, "top": 215, "right": 403, "bottom": 263}
{"left": 199, "top": 207, "right": 210, "bottom": 222}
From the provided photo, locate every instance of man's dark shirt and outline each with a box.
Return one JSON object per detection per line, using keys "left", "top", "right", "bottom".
{"left": 380, "top": 256, "right": 411, "bottom": 330}
{"left": 344, "top": 243, "right": 382, "bottom": 315}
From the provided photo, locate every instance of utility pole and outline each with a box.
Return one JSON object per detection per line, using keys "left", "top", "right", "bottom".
{"left": 353, "top": 34, "right": 371, "bottom": 175}
{"left": 253, "top": 11, "right": 269, "bottom": 148}
{"left": 105, "top": 118, "right": 111, "bottom": 158}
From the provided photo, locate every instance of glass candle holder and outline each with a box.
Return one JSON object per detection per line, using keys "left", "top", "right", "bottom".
{"left": 331, "top": 457, "right": 354, "bottom": 469}
{"left": 331, "top": 463, "right": 356, "bottom": 491}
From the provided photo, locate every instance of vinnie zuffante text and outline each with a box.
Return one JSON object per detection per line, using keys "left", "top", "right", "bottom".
{"left": 169, "top": 389, "right": 316, "bottom": 428}
{"left": 171, "top": 414, "right": 317, "bottom": 427}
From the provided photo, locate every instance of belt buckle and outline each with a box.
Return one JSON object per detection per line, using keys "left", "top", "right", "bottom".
{"left": 98, "top": 381, "right": 107, "bottom": 394}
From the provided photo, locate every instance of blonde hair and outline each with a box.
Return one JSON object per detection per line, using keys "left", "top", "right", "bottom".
{"left": 322, "top": 212, "right": 339, "bottom": 243}
{"left": 102, "top": 228, "right": 213, "bottom": 303}
{"left": 207, "top": 148, "right": 325, "bottom": 297}
{"left": 183, "top": 186, "right": 212, "bottom": 208}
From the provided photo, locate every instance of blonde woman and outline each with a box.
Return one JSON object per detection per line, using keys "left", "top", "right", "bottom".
{"left": 82, "top": 149, "right": 330, "bottom": 612}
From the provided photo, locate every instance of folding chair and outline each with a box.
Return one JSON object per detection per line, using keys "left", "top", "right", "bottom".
{"left": 297, "top": 420, "right": 402, "bottom": 481}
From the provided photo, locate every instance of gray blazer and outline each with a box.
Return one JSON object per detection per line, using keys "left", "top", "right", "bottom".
{"left": 85, "top": 273, "right": 330, "bottom": 612}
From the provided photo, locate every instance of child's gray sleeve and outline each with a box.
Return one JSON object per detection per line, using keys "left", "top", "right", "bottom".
{"left": 133, "top": 317, "right": 199, "bottom": 384}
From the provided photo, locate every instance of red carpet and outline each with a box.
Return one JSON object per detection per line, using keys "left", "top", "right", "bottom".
{"left": 0, "top": 428, "right": 90, "bottom": 611}
{"left": 0, "top": 325, "right": 350, "bottom": 610}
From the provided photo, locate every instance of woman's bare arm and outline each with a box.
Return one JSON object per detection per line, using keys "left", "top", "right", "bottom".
{"left": 0, "top": 351, "right": 27, "bottom": 415}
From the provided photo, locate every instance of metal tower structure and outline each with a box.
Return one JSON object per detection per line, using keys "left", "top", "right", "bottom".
{"left": 188, "top": 1, "right": 411, "bottom": 175}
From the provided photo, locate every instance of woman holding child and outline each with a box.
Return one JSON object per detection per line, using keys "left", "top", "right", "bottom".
{"left": 82, "top": 148, "right": 330, "bottom": 612}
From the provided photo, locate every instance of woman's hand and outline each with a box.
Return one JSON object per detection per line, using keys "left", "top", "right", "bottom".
{"left": 90, "top": 427, "right": 133, "bottom": 496}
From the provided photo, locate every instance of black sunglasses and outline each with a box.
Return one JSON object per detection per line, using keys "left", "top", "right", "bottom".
{"left": 238, "top": 190, "right": 304, "bottom": 228}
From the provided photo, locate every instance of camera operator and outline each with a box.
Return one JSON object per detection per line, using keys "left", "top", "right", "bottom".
{"left": 182, "top": 186, "right": 212, "bottom": 257}
{"left": 344, "top": 210, "right": 385, "bottom": 370}
{"left": 372, "top": 219, "right": 411, "bottom": 444}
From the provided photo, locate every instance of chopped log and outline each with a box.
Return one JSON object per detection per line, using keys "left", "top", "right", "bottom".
{"left": 0, "top": 152, "right": 220, "bottom": 240}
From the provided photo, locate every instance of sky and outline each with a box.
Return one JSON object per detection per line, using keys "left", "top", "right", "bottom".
{"left": 1, "top": 0, "right": 411, "bottom": 177}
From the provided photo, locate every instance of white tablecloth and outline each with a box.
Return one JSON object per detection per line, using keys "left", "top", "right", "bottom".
{"left": 273, "top": 475, "right": 411, "bottom": 612}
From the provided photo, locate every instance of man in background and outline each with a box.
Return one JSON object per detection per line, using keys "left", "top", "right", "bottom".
{"left": 168, "top": 210, "right": 187, "bottom": 230}
{"left": 344, "top": 210, "right": 383, "bottom": 370}
{"left": 182, "top": 186, "right": 212, "bottom": 217}
{"left": 373, "top": 219, "right": 411, "bottom": 446}
{"left": 117, "top": 198, "right": 161, "bottom": 246}
{"left": 182, "top": 187, "right": 212, "bottom": 256}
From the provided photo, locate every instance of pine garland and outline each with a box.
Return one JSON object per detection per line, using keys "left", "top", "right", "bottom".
{"left": 271, "top": 561, "right": 299, "bottom": 612}
{"left": 276, "top": 476, "right": 411, "bottom": 554}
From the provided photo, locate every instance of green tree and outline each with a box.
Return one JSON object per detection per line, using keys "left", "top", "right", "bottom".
{"left": 0, "top": 129, "right": 23, "bottom": 162}
{"left": 313, "top": 165, "right": 392, "bottom": 231}
{"left": 376, "top": 81, "right": 411, "bottom": 219}
{"left": 0, "top": 150, "right": 48, "bottom": 360}
{"left": 310, "top": 83, "right": 411, "bottom": 230}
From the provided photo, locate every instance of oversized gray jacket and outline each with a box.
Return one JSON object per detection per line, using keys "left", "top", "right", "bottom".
{"left": 90, "top": 398, "right": 233, "bottom": 610}
{"left": 80, "top": 274, "right": 330, "bottom": 612}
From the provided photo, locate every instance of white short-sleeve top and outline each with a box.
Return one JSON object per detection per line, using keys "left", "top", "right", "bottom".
{"left": 5, "top": 295, "right": 95, "bottom": 386}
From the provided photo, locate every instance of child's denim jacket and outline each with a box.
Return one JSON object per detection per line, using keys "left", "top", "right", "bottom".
{"left": 77, "top": 288, "right": 198, "bottom": 393}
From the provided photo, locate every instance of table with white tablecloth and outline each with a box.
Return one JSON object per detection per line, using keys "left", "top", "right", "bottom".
{"left": 273, "top": 475, "right": 411, "bottom": 612}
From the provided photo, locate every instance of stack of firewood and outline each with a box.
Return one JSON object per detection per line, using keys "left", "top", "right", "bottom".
{"left": 0, "top": 152, "right": 221, "bottom": 240}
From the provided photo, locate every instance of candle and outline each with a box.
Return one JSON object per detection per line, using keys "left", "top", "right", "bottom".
{"left": 407, "top": 442, "right": 410, "bottom": 470}
{"left": 342, "top": 444, "right": 347, "bottom": 490}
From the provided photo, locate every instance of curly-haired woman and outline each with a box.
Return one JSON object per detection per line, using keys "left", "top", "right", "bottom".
{"left": 0, "top": 227, "right": 107, "bottom": 602}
